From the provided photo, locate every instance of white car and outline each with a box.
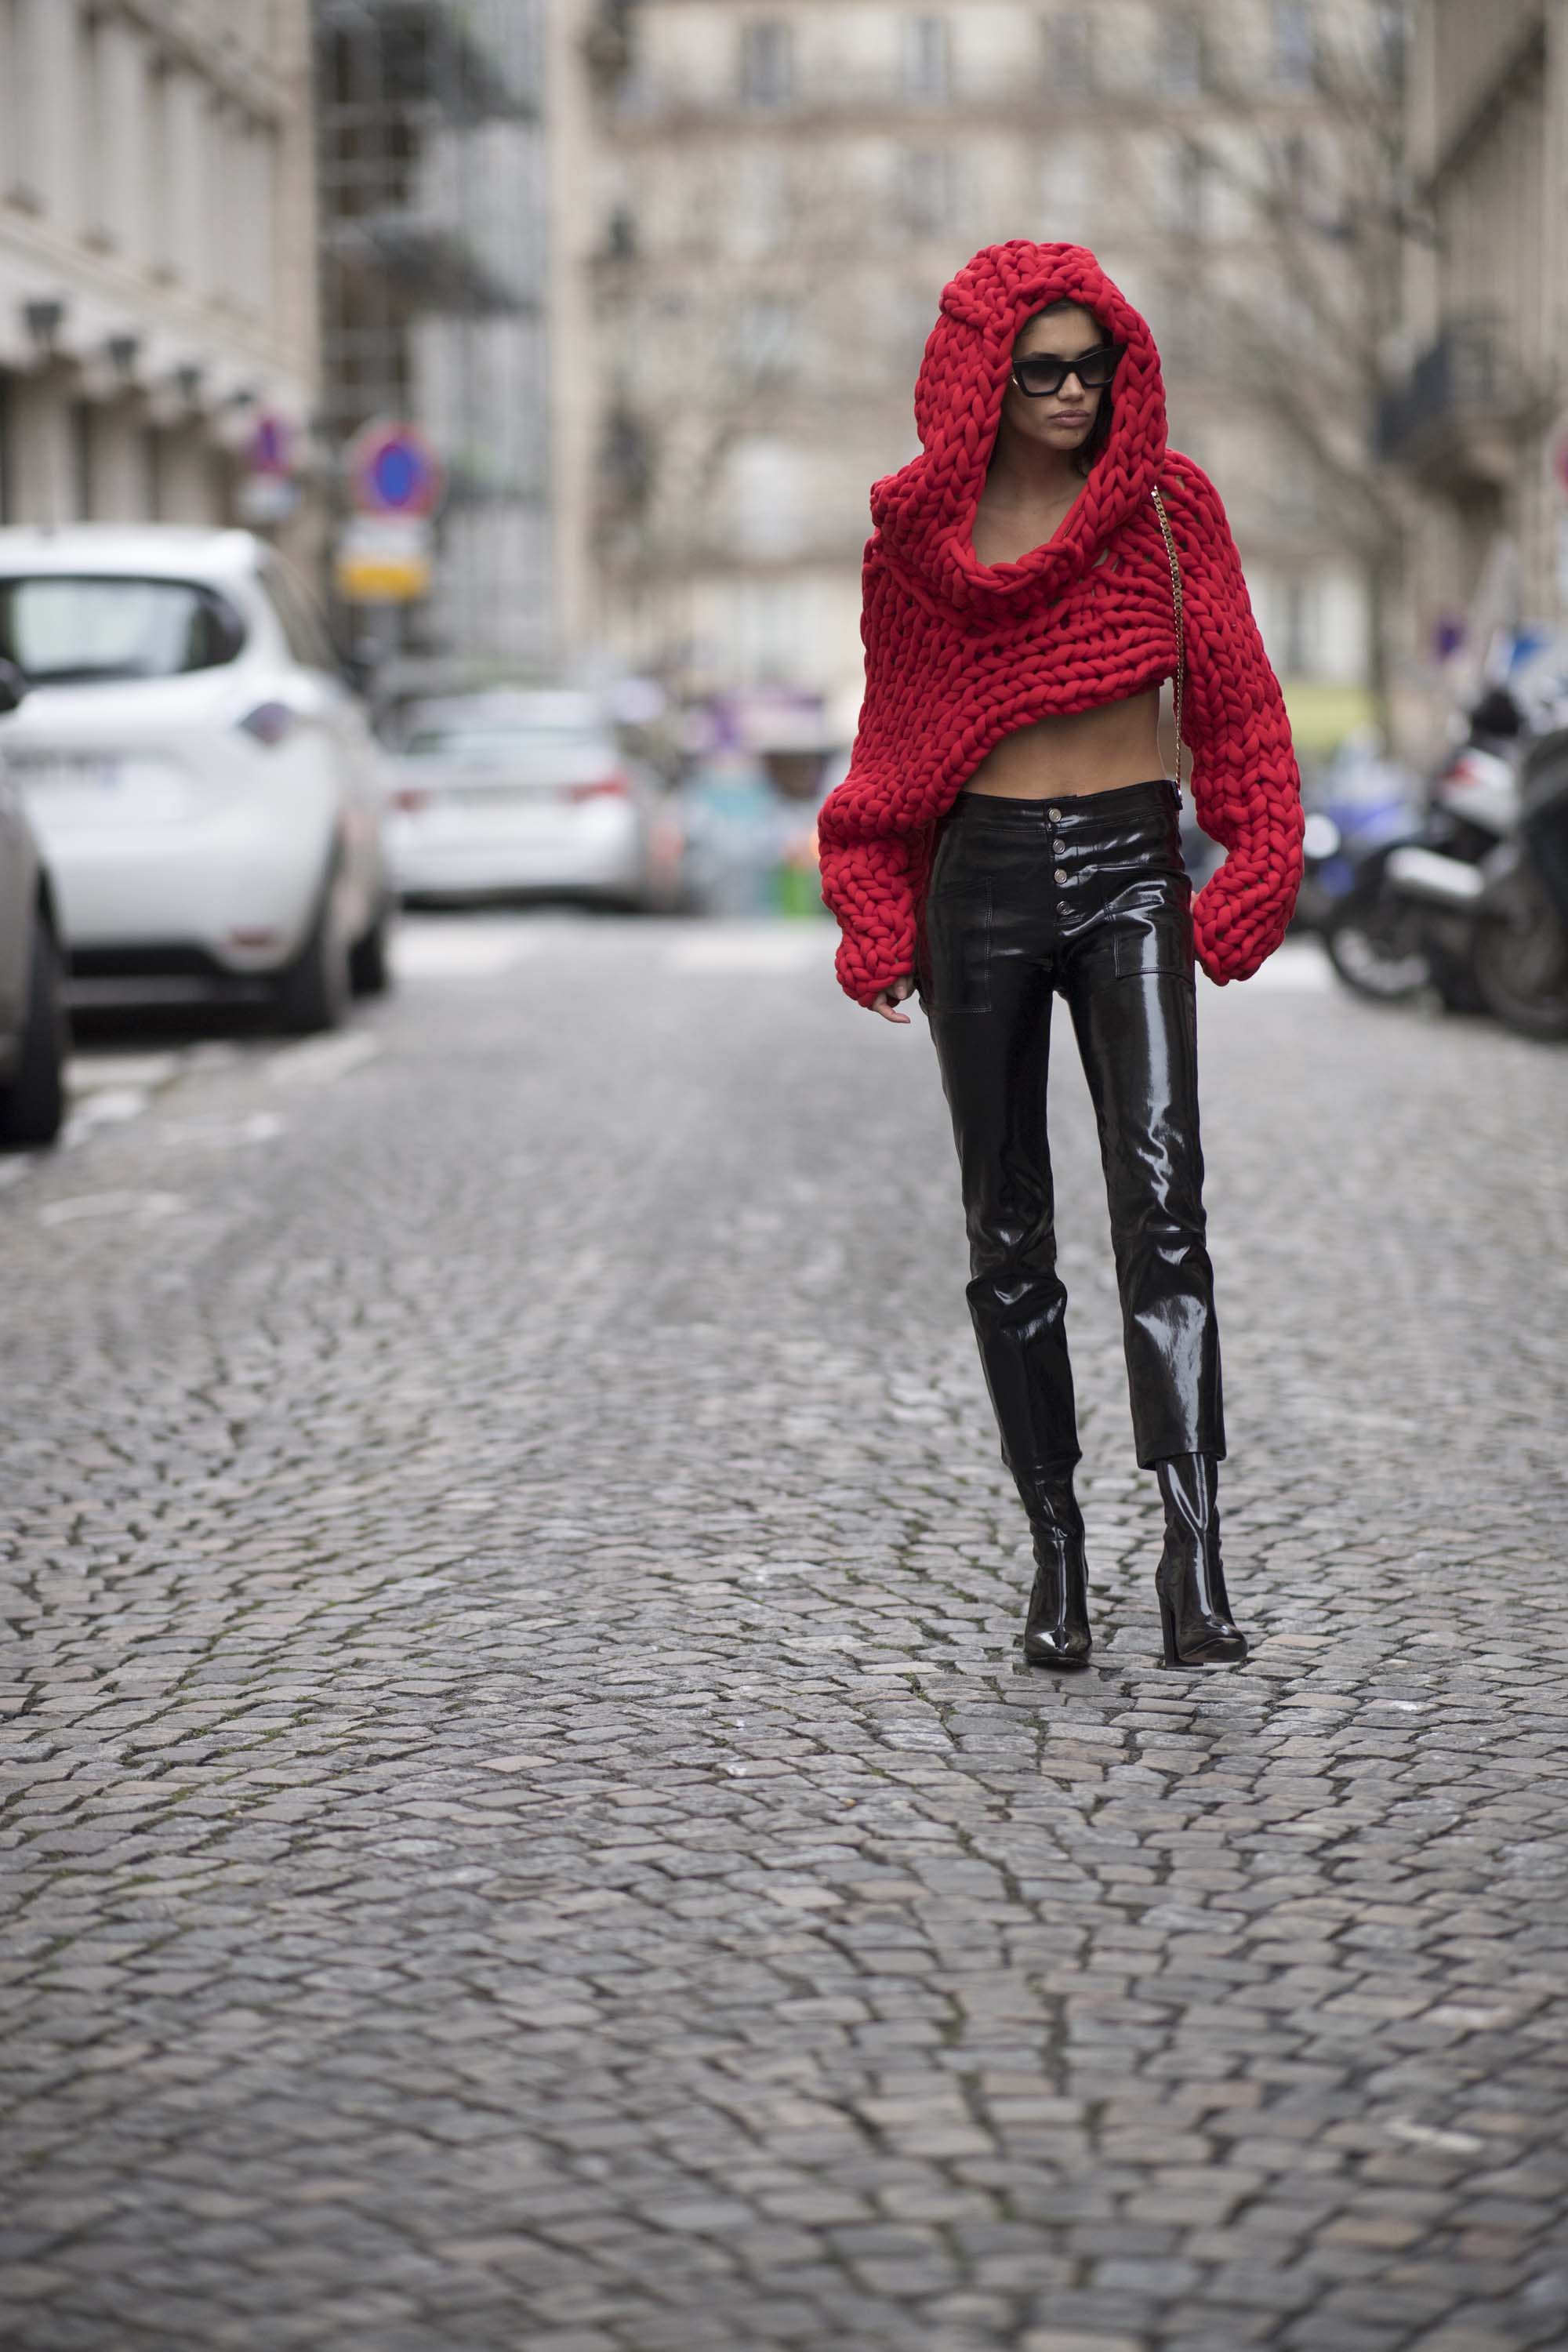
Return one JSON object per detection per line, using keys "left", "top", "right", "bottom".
{"left": 0, "top": 527, "right": 394, "bottom": 1030}
{"left": 387, "top": 688, "right": 684, "bottom": 909}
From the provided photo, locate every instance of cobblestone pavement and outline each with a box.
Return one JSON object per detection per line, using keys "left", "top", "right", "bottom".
{"left": 2, "top": 916, "right": 1566, "bottom": 2352}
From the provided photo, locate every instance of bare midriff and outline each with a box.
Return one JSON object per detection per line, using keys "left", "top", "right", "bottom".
{"left": 961, "top": 685, "right": 1165, "bottom": 799}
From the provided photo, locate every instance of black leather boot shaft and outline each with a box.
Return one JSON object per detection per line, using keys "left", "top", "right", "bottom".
{"left": 1154, "top": 1451, "right": 1247, "bottom": 1666}
{"left": 1022, "top": 1474, "right": 1091, "bottom": 1669}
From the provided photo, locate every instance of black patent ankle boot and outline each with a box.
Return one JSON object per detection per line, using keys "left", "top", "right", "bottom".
{"left": 1022, "top": 1473, "right": 1092, "bottom": 1669}
{"left": 1153, "top": 1453, "right": 1247, "bottom": 1666}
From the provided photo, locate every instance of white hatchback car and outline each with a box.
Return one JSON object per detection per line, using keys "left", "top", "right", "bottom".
{"left": 0, "top": 528, "right": 394, "bottom": 1030}
{"left": 387, "top": 688, "right": 684, "bottom": 909}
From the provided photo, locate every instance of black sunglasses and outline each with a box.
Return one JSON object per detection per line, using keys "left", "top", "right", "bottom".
{"left": 1011, "top": 342, "right": 1126, "bottom": 399}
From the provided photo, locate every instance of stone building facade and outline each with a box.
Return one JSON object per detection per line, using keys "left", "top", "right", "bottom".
{"left": 1385, "top": 0, "right": 1568, "bottom": 649}
{"left": 0, "top": 0, "right": 319, "bottom": 542}
{"left": 559, "top": 0, "right": 1385, "bottom": 729}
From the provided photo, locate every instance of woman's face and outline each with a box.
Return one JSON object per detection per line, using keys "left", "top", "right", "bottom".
{"left": 1001, "top": 304, "right": 1109, "bottom": 457}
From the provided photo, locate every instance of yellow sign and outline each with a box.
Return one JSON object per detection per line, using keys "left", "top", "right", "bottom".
{"left": 335, "top": 517, "right": 433, "bottom": 604}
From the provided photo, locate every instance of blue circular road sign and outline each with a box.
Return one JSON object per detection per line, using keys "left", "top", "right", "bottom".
{"left": 347, "top": 421, "right": 445, "bottom": 517}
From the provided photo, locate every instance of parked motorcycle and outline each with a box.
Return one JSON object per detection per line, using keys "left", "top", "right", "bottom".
{"left": 1293, "top": 731, "right": 1421, "bottom": 935}
{"left": 1322, "top": 690, "right": 1524, "bottom": 1009}
{"left": 1469, "top": 728, "right": 1568, "bottom": 1040}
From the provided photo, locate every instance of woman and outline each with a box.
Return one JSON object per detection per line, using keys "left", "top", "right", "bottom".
{"left": 818, "top": 242, "right": 1303, "bottom": 1671}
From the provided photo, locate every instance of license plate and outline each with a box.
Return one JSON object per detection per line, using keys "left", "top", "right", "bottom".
{"left": 9, "top": 752, "right": 123, "bottom": 793}
{"left": 441, "top": 784, "right": 555, "bottom": 808}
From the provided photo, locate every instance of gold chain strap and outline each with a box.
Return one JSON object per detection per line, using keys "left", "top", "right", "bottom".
{"left": 1150, "top": 484, "right": 1185, "bottom": 792}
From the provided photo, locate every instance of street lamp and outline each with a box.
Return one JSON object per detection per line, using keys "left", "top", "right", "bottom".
{"left": 22, "top": 298, "right": 65, "bottom": 358}
{"left": 107, "top": 334, "right": 141, "bottom": 386}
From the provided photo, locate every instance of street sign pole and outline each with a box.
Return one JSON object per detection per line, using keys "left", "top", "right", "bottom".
{"left": 336, "top": 421, "right": 446, "bottom": 608}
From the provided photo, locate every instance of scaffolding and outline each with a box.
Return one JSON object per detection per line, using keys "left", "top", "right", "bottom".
{"left": 313, "top": 0, "right": 550, "bottom": 673}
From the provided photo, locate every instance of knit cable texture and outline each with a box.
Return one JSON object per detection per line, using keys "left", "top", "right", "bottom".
{"left": 818, "top": 241, "right": 1305, "bottom": 1006}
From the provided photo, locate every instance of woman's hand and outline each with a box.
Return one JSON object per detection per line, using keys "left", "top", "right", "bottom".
{"left": 869, "top": 975, "right": 916, "bottom": 1025}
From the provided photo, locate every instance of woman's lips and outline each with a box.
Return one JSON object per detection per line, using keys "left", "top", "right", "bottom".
{"left": 1052, "top": 411, "right": 1090, "bottom": 426}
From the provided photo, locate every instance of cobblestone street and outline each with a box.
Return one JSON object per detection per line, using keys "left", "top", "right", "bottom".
{"left": 2, "top": 915, "right": 1566, "bottom": 2352}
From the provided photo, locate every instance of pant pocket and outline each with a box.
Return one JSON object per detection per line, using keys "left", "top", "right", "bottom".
{"left": 923, "top": 882, "right": 993, "bottom": 1014}
{"left": 1112, "top": 903, "right": 1195, "bottom": 983}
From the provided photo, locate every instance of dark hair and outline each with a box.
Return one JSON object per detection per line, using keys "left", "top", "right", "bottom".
{"left": 1022, "top": 298, "right": 1116, "bottom": 477}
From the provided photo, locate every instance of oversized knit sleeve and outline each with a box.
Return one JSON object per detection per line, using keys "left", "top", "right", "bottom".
{"left": 1167, "top": 456, "right": 1305, "bottom": 984}
{"left": 817, "top": 550, "right": 926, "bottom": 1007}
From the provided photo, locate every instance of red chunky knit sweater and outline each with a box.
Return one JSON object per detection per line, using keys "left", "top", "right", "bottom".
{"left": 818, "top": 242, "right": 1304, "bottom": 1006}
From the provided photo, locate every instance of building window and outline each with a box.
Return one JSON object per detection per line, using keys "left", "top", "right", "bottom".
{"left": 245, "top": 118, "right": 277, "bottom": 325}
{"left": 1283, "top": 130, "right": 1312, "bottom": 210}
{"left": 1175, "top": 136, "right": 1207, "bottom": 236}
{"left": 77, "top": 4, "right": 109, "bottom": 244}
{"left": 1040, "top": 129, "right": 1094, "bottom": 245}
{"left": 0, "top": 372, "right": 15, "bottom": 522}
{"left": 895, "top": 287, "right": 937, "bottom": 376}
{"left": 1373, "top": 0, "right": 1405, "bottom": 83}
{"left": 70, "top": 401, "right": 95, "bottom": 522}
{"left": 739, "top": 19, "right": 792, "bottom": 109}
{"left": 898, "top": 146, "right": 952, "bottom": 240}
{"left": 145, "top": 57, "right": 173, "bottom": 276}
{"left": 1283, "top": 574, "right": 1310, "bottom": 673}
{"left": 0, "top": 0, "right": 41, "bottom": 201}
{"left": 1273, "top": 0, "right": 1316, "bottom": 91}
{"left": 903, "top": 15, "right": 949, "bottom": 103}
{"left": 1045, "top": 10, "right": 1094, "bottom": 99}
{"left": 201, "top": 97, "right": 230, "bottom": 299}
{"left": 602, "top": 203, "right": 637, "bottom": 262}
{"left": 144, "top": 424, "right": 165, "bottom": 521}
{"left": 727, "top": 433, "right": 805, "bottom": 561}
{"left": 736, "top": 294, "right": 797, "bottom": 390}
{"left": 1161, "top": 8, "right": 1203, "bottom": 98}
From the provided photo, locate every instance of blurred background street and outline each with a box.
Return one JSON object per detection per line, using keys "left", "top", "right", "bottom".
{"left": 4, "top": 2, "right": 1568, "bottom": 2349}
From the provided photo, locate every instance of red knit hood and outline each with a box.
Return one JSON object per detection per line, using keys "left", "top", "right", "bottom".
{"left": 872, "top": 241, "right": 1169, "bottom": 617}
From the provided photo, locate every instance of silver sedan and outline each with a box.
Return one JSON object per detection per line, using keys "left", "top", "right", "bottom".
{"left": 386, "top": 690, "right": 684, "bottom": 912}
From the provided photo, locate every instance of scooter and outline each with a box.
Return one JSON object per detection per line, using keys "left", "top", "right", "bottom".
{"left": 1293, "top": 735, "right": 1421, "bottom": 935}
{"left": 1468, "top": 728, "right": 1568, "bottom": 1040}
{"left": 1322, "top": 690, "right": 1523, "bottom": 1009}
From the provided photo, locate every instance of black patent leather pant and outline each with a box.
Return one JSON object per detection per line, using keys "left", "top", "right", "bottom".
{"left": 916, "top": 777, "right": 1225, "bottom": 1485}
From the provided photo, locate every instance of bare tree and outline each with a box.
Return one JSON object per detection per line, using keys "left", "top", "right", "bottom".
{"left": 589, "top": 160, "right": 902, "bottom": 637}
{"left": 1181, "top": 0, "right": 1429, "bottom": 744}
{"left": 581, "top": 4, "right": 938, "bottom": 667}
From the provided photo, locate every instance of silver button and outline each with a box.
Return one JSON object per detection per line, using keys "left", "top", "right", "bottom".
{"left": 1049, "top": 805, "right": 1062, "bottom": 819}
{"left": 1054, "top": 866, "right": 1068, "bottom": 884}
{"left": 1051, "top": 839, "right": 1065, "bottom": 855}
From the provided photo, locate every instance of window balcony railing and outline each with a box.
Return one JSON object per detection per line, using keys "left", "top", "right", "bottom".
{"left": 1376, "top": 310, "right": 1533, "bottom": 488}
{"left": 316, "top": 0, "right": 536, "bottom": 125}
{"left": 605, "top": 67, "right": 1069, "bottom": 125}
{"left": 327, "top": 213, "right": 533, "bottom": 317}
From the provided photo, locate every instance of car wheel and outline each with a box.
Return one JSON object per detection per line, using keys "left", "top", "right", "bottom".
{"left": 274, "top": 882, "right": 350, "bottom": 1034}
{"left": 349, "top": 895, "right": 395, "bottom": 996}
{"left": 0, "top": 915, "right": 71, "bottom": 1150}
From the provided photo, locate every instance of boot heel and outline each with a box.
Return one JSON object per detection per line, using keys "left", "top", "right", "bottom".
{"left": 1157, "top": 1594, "right": 1181, "bottom": 1667}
